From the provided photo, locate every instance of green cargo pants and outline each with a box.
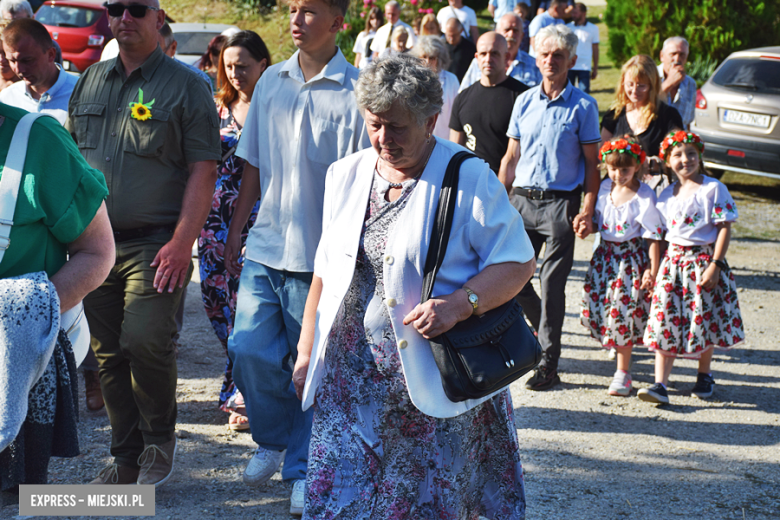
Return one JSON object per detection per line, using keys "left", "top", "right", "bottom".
{"left": 84, "top": 234, "right": 191, "bottom": 468}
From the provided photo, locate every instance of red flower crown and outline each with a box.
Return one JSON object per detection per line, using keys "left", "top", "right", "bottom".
{"left": 599, "top": 138, "right": 646, "bottom": 164}
{"left": 659, "top": 130, "right": 704, "bottom": 160}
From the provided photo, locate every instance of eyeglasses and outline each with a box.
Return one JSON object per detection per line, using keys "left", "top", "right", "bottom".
{"left": 104, "top": 3, "right": 161, "bottom": 18}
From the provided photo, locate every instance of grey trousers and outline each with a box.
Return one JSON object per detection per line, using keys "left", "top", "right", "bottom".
{"left": 511, "top": 189, "right": 580, "bottom": 371}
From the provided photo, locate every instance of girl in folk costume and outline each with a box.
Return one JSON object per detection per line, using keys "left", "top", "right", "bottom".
{"left": 639, "top": 131, "right": 745, "bottom": 404}
{"left": 580, "top": 137, "right": 664, "bottom": 396}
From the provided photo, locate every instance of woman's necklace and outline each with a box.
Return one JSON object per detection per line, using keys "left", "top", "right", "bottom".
{"left": 382, "top": 141, "right": 436, "bottom": 189}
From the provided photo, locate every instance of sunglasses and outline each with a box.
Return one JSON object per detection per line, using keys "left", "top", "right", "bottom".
{"left": 104, "top": 3, "right": 161, "bottom": 18}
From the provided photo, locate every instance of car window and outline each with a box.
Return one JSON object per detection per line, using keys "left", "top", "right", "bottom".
{"left": 36, "top": 5, "right": 102, "bottom": 28}
{"left": 174, "top": 32, "right": 221, "bottom": 55}
{"left": 712, "top": 57, "right": 780, "bottom": 94}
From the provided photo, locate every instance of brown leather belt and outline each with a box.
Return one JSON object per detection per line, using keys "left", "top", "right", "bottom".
{"left": 113, "top": 225, "right": 176, "bottom": 243}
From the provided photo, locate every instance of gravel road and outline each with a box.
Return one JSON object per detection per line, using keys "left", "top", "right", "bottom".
{"left": 4, "top": 193, "right": 779, "bottom": 520}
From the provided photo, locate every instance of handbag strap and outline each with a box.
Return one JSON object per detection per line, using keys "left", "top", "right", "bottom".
{"left": 420, "top": 150, "right": 475, "bottom": 304}
{"left": 0, "top": 112, "right": 54, "bottom": 265}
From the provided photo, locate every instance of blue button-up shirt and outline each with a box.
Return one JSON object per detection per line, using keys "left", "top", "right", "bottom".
{"left": 458, "top": 50, "right": 541, "bottom": 92}
{"left": 0, "top": 65, "right": 77, "bottom": 125}
{"left": 507, "top": 82, "right": 600, "bottom": 191}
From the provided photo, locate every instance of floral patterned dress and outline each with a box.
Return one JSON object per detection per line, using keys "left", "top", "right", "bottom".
{"left": 581, "top": 180, "right": 665, "bottom": 349}
{"left": 644, "top": 176, "right": 745, "bottom": 358}
{"left": 198, "top": 103, "right": 259, "bottom": 410}
{"left": 304, "top": 171, "right": 526, "bottom": 520}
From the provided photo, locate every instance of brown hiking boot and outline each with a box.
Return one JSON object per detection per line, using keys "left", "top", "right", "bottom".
{"left": 90, "top": 463, "right": 139, "bottom": 484}
{"left": 84, "top": 370, "right": 104, "bottom": 412}
{"left": 137, "top": 438, "right": 177, "bottom": 486}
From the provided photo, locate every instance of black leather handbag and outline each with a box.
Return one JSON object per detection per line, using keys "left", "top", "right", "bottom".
{"left": 421, "top": 151, "right": 542, "bottom": 403}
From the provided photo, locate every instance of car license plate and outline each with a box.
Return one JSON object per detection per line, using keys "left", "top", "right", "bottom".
{"left": 723, "top": 109, "right": 771, "bottom": 128}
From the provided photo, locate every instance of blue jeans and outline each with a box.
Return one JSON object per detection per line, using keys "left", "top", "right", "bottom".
{"left": 568, "top": 69, "right": 591, "bottom": 93}
{"left": 228, "top": 260, "right": 314, "bottom": 481}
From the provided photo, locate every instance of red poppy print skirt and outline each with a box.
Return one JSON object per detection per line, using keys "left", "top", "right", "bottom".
{"left": 580, "top": 237, "right": 652, "bottom": 349}
{"left": 643, "top": 244, "right": 745, "bottom": 358}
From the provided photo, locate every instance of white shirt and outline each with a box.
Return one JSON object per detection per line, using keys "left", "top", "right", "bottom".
{"left": 567, "top": 21, "right": 600, "bottom": 71}
{"left": 370, "top": 21, "right": 416, "bottom": 54}
{"left": 437, "top": 5, "right": 478, "bottom": 40}
{"left": 236, "top": 48, "right": 369, "bottom": 272}
{"left": 596, "top": 179, "right": 665, "bottom": 242}
{"left": 434, "top": 70, "right": 459, "bottom": 140}
{"left": 352, "top": 30, "right": 377, "bottom": 69}
{"left": 657, "top": 176, "right": 738, "bottom": 246}
{"left": 302, "top": 139, "right": 535, "bottom": 418}
{"left": 0, "top": 66, "right": 77, "bottom": 125}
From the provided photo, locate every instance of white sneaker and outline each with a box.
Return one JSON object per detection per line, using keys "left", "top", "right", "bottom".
{"left": 243, "top": 447, "right": 285, "bottom": 487}
{"left": 290, "top": 479, "right": 305, "bottom": 516}
{"left": 608, "top": 370, "right": 632, "bottom": 396}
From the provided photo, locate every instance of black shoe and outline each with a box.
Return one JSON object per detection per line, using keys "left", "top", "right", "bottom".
{"left": 525, "top": 366, "right": 560, "bottom": 391}
{"left": 691, "top": 373, "right": 715, "bottom": 399}
{"left": 637, "top": 383, "right": 669, "bottom": 404}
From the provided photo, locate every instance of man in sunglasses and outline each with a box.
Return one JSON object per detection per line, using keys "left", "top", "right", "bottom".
{"left": 66, "top": 0, "right": 221, "bottom": 487}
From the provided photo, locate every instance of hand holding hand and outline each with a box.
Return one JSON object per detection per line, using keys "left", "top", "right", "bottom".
{"left": 572, "top": 212, "right": 594, "bottom": 239}
{"left": 640, "top": 269, "right": 655, "bottom": 290}
{"left": 700, "top": 263, "right": 721, "bottom": 291}
{"left": 150, "top": 237, "right": 192, "bottom": 294}
{"left": 292, "top": 354, "right": 310, "bottom": 401}
{"left": 403, "top": 291, "right": 472, "bottom": 339}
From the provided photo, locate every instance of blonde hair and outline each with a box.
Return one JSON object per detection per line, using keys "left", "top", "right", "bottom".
{"left": 420, "top": 14, "right": 440, "bottom": 36}
{"left": 610, "top": 55, "right": 663, "bottom": 129}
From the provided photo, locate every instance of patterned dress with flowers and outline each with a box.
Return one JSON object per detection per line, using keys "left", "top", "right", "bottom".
{"left": 198, "top": 104, "right": 260, "bottom": 409}
{"left": 304, "top": 172, "right": 526, "bottom": 520}
{"left": 581, "top": 179, "right": 665, "bottom": 349}
{"left": 644, "top": 176, "right": 745, "bottom": 358}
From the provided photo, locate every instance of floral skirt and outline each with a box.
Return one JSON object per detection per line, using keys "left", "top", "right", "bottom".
{"left": 580, "top": 237, "right": 651, "bottom": 349}
{"left": 643, "top": 244, "right": 745, "bottom": 359}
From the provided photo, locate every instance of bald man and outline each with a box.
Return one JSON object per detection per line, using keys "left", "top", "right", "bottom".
{"left": 443, "top": 17, "right": 476, "bottom": 81}
{"left": 449, "top": 32, "right": 528, "bottom": 174}
{"left": 458, "top": 13, "right": 541, "bottom": 92}
{"left": 67, "top": 0, "right": 220, "bottom": 486}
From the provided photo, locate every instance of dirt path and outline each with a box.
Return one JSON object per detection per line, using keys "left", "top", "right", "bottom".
{"left": 5, "top": 211, "right": 779, "bottom": 520}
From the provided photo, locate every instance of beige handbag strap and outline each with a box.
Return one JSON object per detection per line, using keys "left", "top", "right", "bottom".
{"left": 0, "top": 112, "right": 56, "bottom": 266}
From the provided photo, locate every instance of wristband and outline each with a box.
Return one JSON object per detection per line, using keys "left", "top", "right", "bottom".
{"left": 713, "top": 259, "right": 729, "bottom": 272}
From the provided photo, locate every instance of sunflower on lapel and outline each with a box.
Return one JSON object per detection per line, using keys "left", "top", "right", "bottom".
{"left": 129, "top": 88, "right": 155, "bottom": 121}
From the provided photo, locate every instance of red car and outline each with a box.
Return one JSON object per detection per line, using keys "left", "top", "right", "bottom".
{"left": 35, "top": 0, "right": 112, "bottom": 73}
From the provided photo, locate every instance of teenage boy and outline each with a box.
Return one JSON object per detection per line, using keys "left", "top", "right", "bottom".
{"left": 224, "top": 0, "right": 368, "bottom": 515}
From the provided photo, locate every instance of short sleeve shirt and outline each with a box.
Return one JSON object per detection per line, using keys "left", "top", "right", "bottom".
{"left": 528, "top": 12, "right": 564, "bottom": 55}
{"left": 596, "top": 179, "right": 665, "bottom": 242}
{"left": 657, "top": 176, "right": 738, "bottom": 246}
{"left": 66, "top": 47, "right": 221, "bottom": 230}
{"left": 0, "top": 105, "right": 108, "bottom": 279}
{"left": 236, "top": 48, "right": 369, "bottom": 273}
{"left": 437, "top": 6, "right": 478, "bottom": 39}
{"left": 507, "top": 82, "right": 601, "bottom": 191}
{"left": 567, "top": 21, "right": 600, "bottom": 71}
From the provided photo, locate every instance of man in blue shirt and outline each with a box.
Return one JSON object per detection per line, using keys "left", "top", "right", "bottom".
{"left": 498, "top": 24, "right": 600, "bottom": 391}
{"left": 528, "top": 0, "right": 566, "bottom": 57}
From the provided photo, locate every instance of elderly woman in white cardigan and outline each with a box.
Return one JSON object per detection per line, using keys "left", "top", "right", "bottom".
{"left": 292, "top": 55, "right": 536, "bottom": 519}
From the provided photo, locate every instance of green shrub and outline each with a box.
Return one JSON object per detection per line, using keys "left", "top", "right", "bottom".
{"left": 605, "top": 0, "right": 780, "bottom": 66}
{"left": 686, "top": 55, "right": 719, "bottom": 87}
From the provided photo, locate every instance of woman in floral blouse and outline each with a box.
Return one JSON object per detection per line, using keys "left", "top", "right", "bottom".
{"left": 198, "top": 31, "right": 271, "bottom": 430}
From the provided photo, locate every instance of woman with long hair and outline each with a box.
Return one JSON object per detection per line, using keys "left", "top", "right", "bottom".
{"left": 601, "top": 55, "right": 684, "bottom": 185}
{"left": 419, "top": 13, "right": 441, "bottom": 36}
{"left": 353, "top": 6, "right": 384, "bottom": 69}
{"left": 198, "top": 30, "right": 271, "bottom": 431}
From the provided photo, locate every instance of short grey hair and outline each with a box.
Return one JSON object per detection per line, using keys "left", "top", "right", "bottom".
{"left": 0, "top": 0, "right": 32, "bottom": 18}
{"left": 385, "top": 0, "right": 399, "bottom": 10}
{"left": 412, "top": 35, "right": 451, "bottom": 73}
{"left": 662, "top": 36, "right": 689, "bottom": 52}
{"left": 356, "top": 54, "right": 443, "bottom": 126}
{"left": 533, "top": 24, "right": 578, "bottom": 58}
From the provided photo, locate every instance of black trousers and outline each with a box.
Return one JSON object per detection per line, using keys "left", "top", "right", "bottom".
{"left": 511, "top": 189, "right": 580, "bottom": 371}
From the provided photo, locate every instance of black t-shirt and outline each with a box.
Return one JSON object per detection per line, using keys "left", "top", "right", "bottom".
{"left": 601, "top": 101, "right": 684, "bottom": 157}
{"left": 449, "top": 77, "right": 529, "bottom": 173}
{"left": 445, "top": 37, "right": 477, "bottom": 83}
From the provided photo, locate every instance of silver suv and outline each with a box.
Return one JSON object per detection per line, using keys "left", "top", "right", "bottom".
{"left": 691, "top": 46, "right": 780, "bottom": 180}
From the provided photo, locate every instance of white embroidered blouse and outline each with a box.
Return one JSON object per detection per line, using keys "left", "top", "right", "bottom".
{"left": 657, "top": 175, "right": 738, "bottom": 246}
{"left": 596, "top": 179, "right": 665, "bottom": 242}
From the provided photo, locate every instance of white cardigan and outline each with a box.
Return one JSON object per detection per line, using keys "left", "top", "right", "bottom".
{"left": 301, "top": 139, "right": 535, "bottom": 418}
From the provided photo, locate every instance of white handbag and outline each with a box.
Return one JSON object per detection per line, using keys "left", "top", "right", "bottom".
{"left": 0, "top": 112, "right": 90, "bottom": 366}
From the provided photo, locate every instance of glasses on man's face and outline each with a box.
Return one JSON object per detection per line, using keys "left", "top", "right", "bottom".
{"left": 104, "top": 3, "right": 160, "bottom": 18}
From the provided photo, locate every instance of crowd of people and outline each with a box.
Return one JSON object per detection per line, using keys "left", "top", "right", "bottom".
{"left": 0, "top": 0, "right": 746, "bottom": 518}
